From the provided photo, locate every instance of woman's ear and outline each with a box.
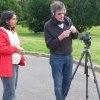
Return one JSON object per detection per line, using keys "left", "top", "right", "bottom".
{"left": 6, "top": 20, "right": 9, "bottom": 25}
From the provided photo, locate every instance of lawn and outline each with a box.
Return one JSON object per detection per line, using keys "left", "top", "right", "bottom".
{"left": 17, "top": 25, "right": 100, "bottom": 65}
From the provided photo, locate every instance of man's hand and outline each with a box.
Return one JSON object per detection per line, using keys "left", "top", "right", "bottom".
{"left": 58, "top": 30, "right": 71, "bottom": 41}
{"left": 70, "top": 25, "right": 77, "bottom": 33}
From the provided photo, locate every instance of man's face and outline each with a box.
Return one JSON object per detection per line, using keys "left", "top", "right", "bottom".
{"left": 54, "top": 10, "right": 65, "bottom": 22}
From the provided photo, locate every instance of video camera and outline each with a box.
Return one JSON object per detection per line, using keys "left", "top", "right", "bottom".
{"left": 80, "top": 32, "right": 91, "bottom": 48}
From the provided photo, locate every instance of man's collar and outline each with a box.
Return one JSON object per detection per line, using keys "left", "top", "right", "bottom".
{"left": 51, "top": 16, "right": 65, "bottom": 25}
{"left": 58, "top": 23, "right": 64, "bottom": 29}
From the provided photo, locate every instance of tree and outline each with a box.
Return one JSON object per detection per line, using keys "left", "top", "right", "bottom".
{"left": 20, "top": 0, "right": 29, "bottom": 20}
{"left": 62, "top": 0, "right": 100, "bottom": 32}
{"left": 26, "top": 0, "right": 100, "bottom": 32}
{"left": 0, "top": 0, "right": 23, "bottom": 21}
{"left": 27, "top": 0, "right": 51, "bottom": 32}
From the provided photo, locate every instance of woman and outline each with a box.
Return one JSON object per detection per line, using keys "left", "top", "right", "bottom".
{"left": 0, "top": 11, "right": 25, "bottom": 100}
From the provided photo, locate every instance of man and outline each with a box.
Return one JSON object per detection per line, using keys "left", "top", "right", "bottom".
{"left": 44, "top": 1, "right": 78, "bottom": 100}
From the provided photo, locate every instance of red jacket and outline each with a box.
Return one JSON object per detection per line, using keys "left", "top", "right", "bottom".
{"left": 0, "top": 27, "right": 24, "bottom": 77}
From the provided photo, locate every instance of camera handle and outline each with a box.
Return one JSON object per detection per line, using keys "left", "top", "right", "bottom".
{"left": 63, "top": 48, "right": 100, "bottom": 100}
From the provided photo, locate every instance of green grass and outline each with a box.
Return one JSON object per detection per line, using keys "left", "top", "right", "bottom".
{"left": 17, "top": 25, "right": 49, "bottom": 53}
{"left": 17, "top": 25, "right": 100, "bottom": 65}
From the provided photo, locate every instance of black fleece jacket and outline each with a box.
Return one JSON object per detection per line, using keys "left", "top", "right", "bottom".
{"left": 44, "top": 16, "right": 78, "bottom": 55}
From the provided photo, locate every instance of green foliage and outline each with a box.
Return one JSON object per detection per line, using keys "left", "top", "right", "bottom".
{"left": 62, "top": 0, "right": 100, "bottom": 32}
{"left": 18, "top": 0, "right": 29, "bottom": 20}
{"left": 0, "top": 0, "right": 23, "bottom": 21}
{"left": 27, "top": 0, "right": 51, "bottom": 32}
{"left": 24, "top": 0, "right": 100, "bottom": 32}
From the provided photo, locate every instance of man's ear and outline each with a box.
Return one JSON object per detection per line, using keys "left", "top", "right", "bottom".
{"left": 65, "top": 9, "right": 66, "bottom": 14}
{"left": 51, "top": 12, "right": 54, "bottom": 16}
{"left": 53, "top": 13, "right": 54, "bottom": 16}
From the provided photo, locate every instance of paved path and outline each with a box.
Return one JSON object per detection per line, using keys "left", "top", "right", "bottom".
{"left": 0, "top": 55, "right": 100, "bottom": 100}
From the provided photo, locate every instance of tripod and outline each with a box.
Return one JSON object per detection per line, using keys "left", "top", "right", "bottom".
{"left": 63, "top": 44, "right": 100, "bottom": 100}
{"left": 70, "top": 45, "right": 100, "bottom": 100}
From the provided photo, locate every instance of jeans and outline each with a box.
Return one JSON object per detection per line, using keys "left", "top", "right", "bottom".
{"left": 1, "top": 64, "right": 19, "bottom": 100}
{"left": 50, "top": 54, "right": 73, "bottom": 100}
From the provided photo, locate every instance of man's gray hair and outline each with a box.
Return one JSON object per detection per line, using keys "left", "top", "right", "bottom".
{"left": 50, "top": 1, "right": 66, "bottom": 14}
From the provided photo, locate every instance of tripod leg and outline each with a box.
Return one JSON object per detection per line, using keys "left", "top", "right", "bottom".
{"left": 71, "top": 51, "right": 85, "bottom": 80}
{"left": 86, "top": 73, "right": 89, "bottom": 100}
{"left": 63, "top": 51, "right": 85, "bottom": 98}
{"left": 88, "top": 53, "right": 100, "bottom": 100}
{"left": 84, "top": 53, "right": 89, "bottom": 100}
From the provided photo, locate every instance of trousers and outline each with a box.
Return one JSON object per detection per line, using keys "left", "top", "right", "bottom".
{"left": 1, "top": 64, "right": 19, "bottom": 100}
{"left": 50, "top": 54, "right": 73, "bottom": 100}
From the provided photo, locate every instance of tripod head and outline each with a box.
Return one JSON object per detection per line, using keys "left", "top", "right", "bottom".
{"left": 80, "top": 32, "right": 91, "bottom": 49}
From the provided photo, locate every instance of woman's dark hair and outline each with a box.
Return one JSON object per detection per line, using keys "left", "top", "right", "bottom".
{"left": 0, "top": 11, "right": 16, "bottom": 30}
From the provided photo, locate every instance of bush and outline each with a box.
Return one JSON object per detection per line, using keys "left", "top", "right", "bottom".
{"left": 62, "top": 0, "right": 100, "bottom": 32}
{"left": 0, "top": 0, "right": 23, "bottom": 21}
{"left": 27, "top": 0, "right": 51, "bottom": 32}
{"left": 26, "top": 0, "right": 100, "bottom": 32}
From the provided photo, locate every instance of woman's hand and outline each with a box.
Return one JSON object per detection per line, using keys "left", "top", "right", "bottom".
{"left": 16, "top": 47, "right": 25, "bottom": 55}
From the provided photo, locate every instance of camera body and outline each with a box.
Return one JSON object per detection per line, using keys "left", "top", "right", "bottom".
{"left": 80, "top": 32, "right": 91, "bottom": 47}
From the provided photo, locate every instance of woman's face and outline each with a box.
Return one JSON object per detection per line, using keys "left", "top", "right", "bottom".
{"left": 7, "top": 14, "right": 18, "bottom": 29}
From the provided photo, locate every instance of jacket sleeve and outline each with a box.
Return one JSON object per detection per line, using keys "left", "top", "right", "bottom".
{"left": 66, "top": 17, "right": 79, "bottom": 39}
{"left": 44, "top": 25, "right": 61, "bottom": 50}
{"left": 71, "top": 31, "right": 79, "bottom": 39}
{"left": 0, "top": 32, "right": 18, "bottom": 55}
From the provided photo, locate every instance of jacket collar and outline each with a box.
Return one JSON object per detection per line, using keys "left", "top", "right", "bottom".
{"left": 0, "top": 27, "right": 10, "bottom": 42}
{"left": 51, "top": 16, "right": 71, "bottom": 27}
{"left": 51, "top": 16, "right": 64, "bottom": 25}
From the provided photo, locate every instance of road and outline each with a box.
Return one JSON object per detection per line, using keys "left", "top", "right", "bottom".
{"left": 0, "top": 55, "right": 100, "bottom": 100}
